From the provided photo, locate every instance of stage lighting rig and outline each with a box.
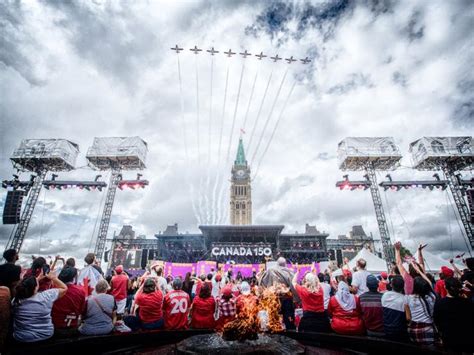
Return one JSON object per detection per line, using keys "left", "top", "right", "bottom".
{"left": 335, "top": 174, "right": 371, "bottom": 191}
{"left": 1, "top": 175, "right": 35, "bottom": 191}
{"left": 118, "top": 173, "right": 149, "bottom": 190}
{"left": 42, "top": 174, "right": 107, "bottom": 191}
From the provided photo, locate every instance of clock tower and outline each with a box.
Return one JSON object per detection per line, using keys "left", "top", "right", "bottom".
{"left": 230, "top": 138, "right": 252, "bottom": 225}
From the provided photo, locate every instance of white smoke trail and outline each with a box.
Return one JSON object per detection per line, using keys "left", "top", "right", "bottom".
{"left": 218, "top": 62, "right": 246, "bottom": 224}
{"left": 212, "top": 63, "right": 230, "bottom": 224}
{"left": 253, "top": 79, "right": 297, "bottom": 179}
{"left": 241, "top": 65, "right": 259, "bottom": 131}
{"left": 195, "top": 54, "right": 206, "bottom": 224}
{"left": 205, "top": 56, "right": 214, "bottom": 225}
{"left": 176, "top": 54, "right": 200, "bottom": 224}
{"left": 250, "top": 68, "right": 288, "bottom": 165}
{"left": 246, "top": 70, "right": 273, "bottom": 153}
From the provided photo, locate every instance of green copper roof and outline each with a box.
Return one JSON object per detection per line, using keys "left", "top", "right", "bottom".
{"left": 234, "top": 138, "right": 247, "bottom": 166}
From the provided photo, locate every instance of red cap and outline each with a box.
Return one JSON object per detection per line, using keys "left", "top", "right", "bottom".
{"left": 215, "top": 274, "right": 222, "bottom": 282}
{"left": 222, "top": 286, "right": 233, "bottom": 297}
{"left": 440, "top": 266, "right": 454, "bottom": 278}
{"left": 381, "top": 272, "right": 388, "bottom": 279}
{"left": 115, "top": 265, "right": 123, "bottom": 274}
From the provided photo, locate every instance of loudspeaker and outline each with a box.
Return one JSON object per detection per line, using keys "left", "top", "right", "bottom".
{"left": 3, "top": 190, "right": 24, "bottom": 224}
{"left": 141, "top": 249, "right": 149, "bottom": 269}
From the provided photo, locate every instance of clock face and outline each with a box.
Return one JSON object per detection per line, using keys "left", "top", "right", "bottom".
{"left": 236, "top": 169, "right": 246, "bottom": 177}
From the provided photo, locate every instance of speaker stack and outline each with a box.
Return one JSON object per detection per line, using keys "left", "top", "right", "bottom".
{"left": 2, "top": 190, "right": 25, "bottom": 224}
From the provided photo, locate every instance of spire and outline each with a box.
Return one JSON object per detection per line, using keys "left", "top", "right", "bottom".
{"left": 234, "top": 138, "right": 247, "bottom": 166}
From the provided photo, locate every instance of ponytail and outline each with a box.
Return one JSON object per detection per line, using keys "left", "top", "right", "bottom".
{"left": 14, "top": 276, "right": 37, "bottom": 305}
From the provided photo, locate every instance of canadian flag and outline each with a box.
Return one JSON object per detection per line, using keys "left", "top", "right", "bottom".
{"left": 77, "top": 265, "right": 103, "bottom": 296}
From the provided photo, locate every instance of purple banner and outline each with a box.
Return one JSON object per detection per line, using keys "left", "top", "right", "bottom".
{"left": 164, "top": 262, "right": 196, "bottom": 278}
{"left": 196, "top": 261, "right": 217, "bottom": 276}
{"left": 287, "top": 263, "right": 316, "bottom": 282}
{"left": 222, "top": 263, "right": 264, "bottom": 278}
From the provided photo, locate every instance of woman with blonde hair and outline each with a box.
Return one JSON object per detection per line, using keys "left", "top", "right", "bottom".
{"left": 292, "top": 271, "right": 330, "bottom": 332}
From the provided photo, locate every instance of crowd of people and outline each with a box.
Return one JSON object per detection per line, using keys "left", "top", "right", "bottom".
{"left": 0, "top": 242, "right": 473, "bottom": 353}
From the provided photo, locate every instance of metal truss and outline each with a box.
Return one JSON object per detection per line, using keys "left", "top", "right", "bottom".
{"left": 442, "top": 165, "right": 474, "bottom": 250}
{"left": 94, "top": 170, "right": 121, "bottom": 263}
{"left": 365, "top": 163, "right": 394, "bottom": 269}
{"left": 6, "top": 171, "right": 47, "bottom": 252}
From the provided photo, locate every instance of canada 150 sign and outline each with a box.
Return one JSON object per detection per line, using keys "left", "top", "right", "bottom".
{"left": 211, "top": 245, "right": 273, "bottom": 257}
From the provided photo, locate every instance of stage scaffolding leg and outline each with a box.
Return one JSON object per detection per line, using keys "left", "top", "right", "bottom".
{"left": 365, "top": 163, "right": 394, "bottom": 270}
{"left": 443, "top": 165, "right": 474, "bottom": 251}
{"left": 6, "top": 170, "right": 47, "bottom": 253}
{"left": 94, "top": 169, "right": 121, "bottom": 264}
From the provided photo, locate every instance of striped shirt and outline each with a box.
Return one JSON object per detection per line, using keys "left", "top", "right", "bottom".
{"left": 359, "top": 291, "right": 384, "bottom": 333}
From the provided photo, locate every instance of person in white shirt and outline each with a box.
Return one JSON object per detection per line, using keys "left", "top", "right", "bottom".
{"left": 405, "top": 276, "right": 436, "bottom": 345}
{"left": 151, "top": 265, "right": 168, "bottom": 295}
{"left": 351, "top": 258, "right": 371, "bottom": 296}
{"left": 318, "top": 273, "right": 331, "bottom": 310}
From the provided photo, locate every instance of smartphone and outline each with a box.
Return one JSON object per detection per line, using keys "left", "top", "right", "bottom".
{"left": 42, "top": 264, "right": 50, "bottom": 275}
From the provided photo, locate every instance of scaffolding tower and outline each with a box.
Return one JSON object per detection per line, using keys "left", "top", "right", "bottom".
{"left": 409, "top": 136, "right": 474, "bottom": 250}
{"left": 86, "top": 137, "right": 148, "bottom": 264}
{"left": 337, "top": 137, "right": 402, "bottom": 269}
{"left": 5, "top": 139, "right": 79, "bottom": 252}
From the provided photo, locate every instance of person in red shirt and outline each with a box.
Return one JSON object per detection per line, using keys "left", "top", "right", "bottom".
{"left": 378, "top": 272, "right": 389, "bottom": 293}
{"left": 23, "top": 257, "right": 52, "bottom": 292}
{"left": 216, "top": 285, "right": 236, "bottom": 331}
{"left": 292, "top": 271, "right": 330, "bottom": 332}
{"left": 110, "top": 265, "right": 128, "bottom": 316}
{"left": 236, "top": 281, "right": 258, "bottom": 316}
{"left": 190, "top": 283, "right": 216, "bottom": 329}
{"left": 328, "top": 281, "right": 365, "bottom": 335}
{"left": 133, "top": 278, "right": 164, "bottom": 330}
{"left": 163, "top": 278, "right": 190, "bottom": 330}
{"left": 52, "top": 267, "right": 86, "bottom": 335}
{"left": 434, "top": 266, "right": 453, "bottom": 298}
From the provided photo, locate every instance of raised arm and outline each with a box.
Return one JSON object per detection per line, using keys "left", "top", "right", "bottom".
{"left": 45, "top": 271, "right": 68, "bottom": 298}
{"left": 417, "top": 244, "right": 427, "bottom": 273}
{"left": 51, "top": 255, "right": 64, "bottom": 272}
{"left": 394, "top": 241, "right": 408, "bottom": 277}
{"left": 450, "top": 259, "right": 462, "bottom": 277}
{"left": 410, "top": 261, "right": 432, "bottom": 288}
{"left": 292, "top": 269, "right": 299, "bottom": 287}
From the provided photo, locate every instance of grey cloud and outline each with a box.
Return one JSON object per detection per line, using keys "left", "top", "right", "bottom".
{"left": 0, "top": 2, "right": 46, "bottom": 85}
{"left": 277, "top": 174, "right": 315, "bottom": 197}
{"left": 406, "top": 9, "right": 424, "bottom": 41}
{"left": 245, "top": 0, "right": 353, "bottom": 44}
{"left": 44, "top": 1, "right": 161, "bottom": 89}
{"left": 392, "top": 71, "right": 407, "bottom": 87}
{"left": 327, "top": 73, "right": 374, "bottom": 95}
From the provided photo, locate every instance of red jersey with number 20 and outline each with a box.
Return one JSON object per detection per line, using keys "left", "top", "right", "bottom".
{"left": 163, "top": 290, "right": 190, "bottom": 330}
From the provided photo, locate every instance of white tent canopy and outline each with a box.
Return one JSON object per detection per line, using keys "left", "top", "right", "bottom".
{"left": 333, "top": 248, "right": 387, "bottom": 276}
{"left": 411, "top": 249, "right": 463, "bottom": 273}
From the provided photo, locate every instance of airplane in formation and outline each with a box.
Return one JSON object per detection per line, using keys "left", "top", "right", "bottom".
{"left": 190, "top": 45, "right": 202, "bottom": 54}
{"left": 270, "top": 54, "right": 282, "bottom": 62}
{"left": 300, "top": 57, "right": 311, "bottom": 64}
{"left": 170, "top": 45, "right": 183, "bottom": 53}
{"left": 207, "top": 47, "right": 219, "bottom": 55}
{"left": 240, "top": 50, "right": 251, "bottom": 58}
{"left": 224, "top": 49, "right": 236, "bottom": 57}
{"left": 171, "top": 45, "right": 310, "bottom": 64}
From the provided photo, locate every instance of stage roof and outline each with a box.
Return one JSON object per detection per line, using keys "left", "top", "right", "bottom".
{"left": 199, "top": 225, "right": 284, "bottom": 238}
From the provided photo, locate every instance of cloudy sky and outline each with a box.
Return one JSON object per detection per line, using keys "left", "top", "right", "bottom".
{"left": 1, "top": 0, "right": 473, "bottom": 265}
